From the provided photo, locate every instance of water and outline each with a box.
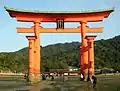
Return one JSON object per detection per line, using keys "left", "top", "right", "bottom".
{"left": 0, "top": 76, "right": 28, "bottom": 91}
{"left": 0, "top": 75, "right": 120, "bottom": 91}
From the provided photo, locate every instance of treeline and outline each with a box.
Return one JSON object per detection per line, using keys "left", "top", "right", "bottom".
{"left": 0, "top": 35, "right": 120, "bottom": 72}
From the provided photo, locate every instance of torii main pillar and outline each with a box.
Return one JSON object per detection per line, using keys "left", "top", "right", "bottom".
{"left": 85, "top": 36, "right": 96, "bottom": 80}
{"left": 33, "top": 21, "right": 41, "bottom": 81}
{"left": 80, "top": 21, "right": 89, "bottom": 81}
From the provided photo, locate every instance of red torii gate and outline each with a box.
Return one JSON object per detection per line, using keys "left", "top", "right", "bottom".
{"left": 5, "top": 6, "right": 113, "bottom": 83}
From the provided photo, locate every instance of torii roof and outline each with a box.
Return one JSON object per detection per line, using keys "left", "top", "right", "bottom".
{"left": 4, "top": 6, "right": 114, "bottom": 22}
{"left": 4, "top": 6, "right": 114, "bottom": 15}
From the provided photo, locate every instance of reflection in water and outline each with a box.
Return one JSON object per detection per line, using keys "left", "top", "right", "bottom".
{"left": 11, "top": 81, "right": 98, "bottom": 91}
{"left": 29, "top": 84, "right": 41, "bottom": 91}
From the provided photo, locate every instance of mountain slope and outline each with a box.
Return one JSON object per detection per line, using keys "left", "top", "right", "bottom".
{"left": 0, "top": 36, "right": 120, "bottom": 72}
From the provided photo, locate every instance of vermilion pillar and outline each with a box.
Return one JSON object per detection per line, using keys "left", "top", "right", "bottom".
{"left": 85, "top": 36, "right": 96, "bottom": 78}
{"left": 33, "top": 21, "right": 41, "bottom": 81}
{"left": 26, "top": 36, "right": 36, "bottom": 82}
{"left": 80, "top": 46, "right": 84, "bottom": 75}
{"left": 80, "top": 21, "right": 88, "bottom": 81}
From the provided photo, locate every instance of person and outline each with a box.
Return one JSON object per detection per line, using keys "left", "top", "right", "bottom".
{"left": 24, "top": 73, "right": 29, "bottom": 82}
{"left": 42, "top": 73, "right": 46, "bottom": 80}
{"left": 80, "top": 74, "right": 84, "bottom": 80}
{"left": 51, "top": 75, "right": 54, "bottom": 81}
{"left": 24, "top": 73, "right": 27, "bottom": 79}
{"left": 48, "top": 73, "right": 50, "bottom": 79}
{"left": 92, "top": 76, "right": 97, "bottom": 88}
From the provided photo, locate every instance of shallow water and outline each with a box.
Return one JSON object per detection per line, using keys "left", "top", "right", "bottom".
{"left": 0, "top": 75, "right": 120, "bottom": 91}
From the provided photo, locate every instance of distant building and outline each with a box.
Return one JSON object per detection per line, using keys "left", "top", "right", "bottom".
{"left": 69, "top": 66, "right": 79, "bottom": 72}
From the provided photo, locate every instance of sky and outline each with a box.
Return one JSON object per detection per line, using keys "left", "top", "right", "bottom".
{"left": 0, "top": 0, "right": 120, "bottom": 52}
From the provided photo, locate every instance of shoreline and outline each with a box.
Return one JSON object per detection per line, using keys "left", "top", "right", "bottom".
{"left": 0, "top": 72, "right": 24, "bottom": 76}
{"left": 0, "top": 72, "right": 120, "bottom": 77}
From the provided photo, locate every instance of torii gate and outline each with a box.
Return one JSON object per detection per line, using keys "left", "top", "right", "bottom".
{"left": 5, "top": 6, "right": 113, "bottom": 83}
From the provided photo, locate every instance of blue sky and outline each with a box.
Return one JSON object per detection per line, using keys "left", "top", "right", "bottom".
{"left": 0, "top": 0, "right": 120, "bottom": 52}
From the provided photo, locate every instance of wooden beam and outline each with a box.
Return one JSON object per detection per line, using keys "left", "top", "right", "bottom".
{"left": 12, "top": 12, "right": 111, "bottom": 22}
{"left": 17, "top": 27, "right": 103, "bottom": 33}
{"left": 15, "top": 15, "right": 105, "bottom": 22}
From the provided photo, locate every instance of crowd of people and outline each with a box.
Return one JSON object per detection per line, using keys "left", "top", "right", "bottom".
{"left": 24, "top": 73, "right": 97, "bottom": 88}
{"left": 42, "top": 73, "right": 54, "bottom": 81}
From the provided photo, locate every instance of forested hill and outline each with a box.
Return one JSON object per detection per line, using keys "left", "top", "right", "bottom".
{"left": 0, "top": 35, "right": 120, "bottom": 72}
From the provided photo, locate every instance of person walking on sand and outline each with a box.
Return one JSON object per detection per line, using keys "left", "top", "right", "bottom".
{"left": 51, "top": 75, "right": 54, "bottom": 81}
{"left": 92, "top": 76, "right": 97, "bottom": 88}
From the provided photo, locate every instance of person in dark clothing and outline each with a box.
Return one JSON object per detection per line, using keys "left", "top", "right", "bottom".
{"left": 24, "top": 73, "right": 27, "bottom": 79}
{"left": 51, "top": 75, "right": 54, "bottom": 81}
{"left": 42, "top": 74, "right": 46, "bottom": 80}
{"left": 92, "top": 76, "right": 97, "bottom": 88}
{"left": 24, "top": 73, "right": 29, "bottom": 82}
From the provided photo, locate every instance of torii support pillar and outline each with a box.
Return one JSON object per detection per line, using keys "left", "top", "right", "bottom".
{"left": 26, "top": 36, "right": 40, "bottom": 83}
{"left": 85, "top": 36, "right": 96, "bottom": 79}
{"left": 80, "top": 46, "right": 84, "bottom": 75}
{"left": 80, "top": 21, "right": 88, "bottom": 81}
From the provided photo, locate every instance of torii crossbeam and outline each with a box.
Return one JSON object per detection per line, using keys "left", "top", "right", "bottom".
{"left": 17, "top": 27, "right": 103, "bottom": 33}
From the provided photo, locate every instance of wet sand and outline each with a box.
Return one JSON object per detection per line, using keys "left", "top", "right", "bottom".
{"left": 0, "top": 75, "right": 120, "bottom": 91}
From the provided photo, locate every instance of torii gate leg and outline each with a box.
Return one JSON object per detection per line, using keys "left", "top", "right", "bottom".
{"left": 80, "top": 21, "right": 88, "bottom": 81}
{"left": 85, "top": 36, "right": 96, "bottom": 81}
{"left": 33, "top": 21, "right": 41, "bottom": 82}
{"left": 26, "top": 36, "right": 36, "bottom": 83}
{"left": 80, "top": 46, "right": 84, "bottom": 76}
